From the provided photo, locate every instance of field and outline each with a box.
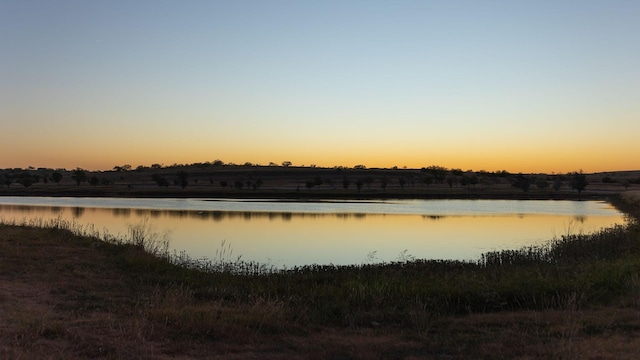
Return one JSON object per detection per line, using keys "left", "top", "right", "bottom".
{"left": 1, "top": 192, "right": 640, "bottom": 358}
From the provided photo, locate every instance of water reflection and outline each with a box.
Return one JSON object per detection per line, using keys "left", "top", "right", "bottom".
{"left": 0, "top": 200, "right": 626, "bottom": 268}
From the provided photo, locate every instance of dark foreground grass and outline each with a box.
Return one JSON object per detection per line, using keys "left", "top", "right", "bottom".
{"left": 2, "top": 195, "right": 640, "bottom": 358}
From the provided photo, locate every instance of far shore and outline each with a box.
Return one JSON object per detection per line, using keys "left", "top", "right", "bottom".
{"left": 0, "top": 185, "right": 624, "bottom": 201}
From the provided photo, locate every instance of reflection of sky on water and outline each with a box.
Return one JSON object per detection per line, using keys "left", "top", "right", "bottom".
{"left": 0, "top": 197, "right": 623, "bottom": 216}
{"left": 0, "top": 198, "right": 626, "bottom": 268}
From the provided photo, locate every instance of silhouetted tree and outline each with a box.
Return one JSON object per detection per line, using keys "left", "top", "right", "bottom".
{"left": 622, "top": 180, "right": 631, "bottom": 190}
{"left": 342, "top": 177, "right": 350, "bottom": 190}
{"left": 113, "top": 164, "right": 132, "bottom": 172}
{"left": 460, "top": 173, "right": 478, "bottom": 187}
{"left": 511, "top": 174, "right": 531, "bottom": 192}
{"left": 71, "top": 168, "right": 87, "bottom": 186}
{"left": 219, "top": 180, "right": 228, "bottom": 188}
{"left": 398, "top": 177, "right": 406, "bottom": 189}
{"left": 305, "top": 180, "right": 314, "bottom": 190}
{"left": 446, "top": 175, "right": 456, "bottom": 188}
{"left": 363, "top": 176, "right": 374, "bottom": 189}
{"left": 570, "top": 170, "right": 589, "bottom": 200}
{"left": 152, "top": 174, "right": 169, "bottom": 187}
{"left": 553, "top": 177, "right": 563, "bottom": 191}
{"left": 176, "top": 171, "right": 189, "bottom": 189}
{"left": 424, "top": 165, "right": 448, "bottom": 183}
{"left": 535, "top": 175, "right": 549, "bottom": 190}
{"left": 355, "top": 178, "right": 364, "bottom": 192}
{"left": 422, "top": 174, "right": 434, "bottom": 188}
{"left": 17, "top": 173, "right": 34, "bottom": 188}
{"left": 380, "top": 177, "right": 388, "bottom": 191}
{"left": 88, "top": 176, "right": 100, "bottom": 186}
{"left": 101, "top": 178, "right": 114, "bottom": 186}
{"left": 325, "top": 178, "right": 334, "bottom": 189}
{"left": 1, "top": 173, "right": 12, "bottom": 188}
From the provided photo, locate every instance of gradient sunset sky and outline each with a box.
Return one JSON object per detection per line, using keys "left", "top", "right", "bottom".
{"left": 2, "top": 1, "right": 639, "bottom": 173}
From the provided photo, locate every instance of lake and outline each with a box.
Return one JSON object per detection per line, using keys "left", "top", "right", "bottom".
{"left": 0, "top": 197, "right": 626, "bottom": 267}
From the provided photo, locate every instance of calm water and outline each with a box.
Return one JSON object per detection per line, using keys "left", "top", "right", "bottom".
{"left": 0, "top": 197, "right": 626, "bottom": 267}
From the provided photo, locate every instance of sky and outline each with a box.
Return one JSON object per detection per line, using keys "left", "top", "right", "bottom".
{"left": 1, "top": 0, "right": 639, "bottom": 173}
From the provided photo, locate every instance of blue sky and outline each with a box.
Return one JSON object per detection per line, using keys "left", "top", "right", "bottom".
{"left": 2, "top": 0, "right": 639, "bottom": 172}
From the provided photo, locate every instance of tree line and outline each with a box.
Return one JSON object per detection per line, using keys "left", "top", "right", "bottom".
{"left": 2, "top": 163, "right": 638, "bottom": 196}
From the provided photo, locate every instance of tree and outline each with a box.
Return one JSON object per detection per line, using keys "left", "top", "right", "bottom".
{"left": 355, "top": 178, "right": 364, "bottom": 192}
{"left": 380, "top": 177, "right": 388, "bottom": 191}
{"left": 511, "top": 174, "right": 530, "bottom": 193}
{"left": 113, "top": 164, "right": 132, "bottom": 172}
{"left": 445, "top": 175, "right": 456, "bottom": 188}
{"left": 535, "top": 175, "right": 549, "bottom": 190}
{"left": 423, "top": 165, "right": 448, "bottom": 183}
{"left": 282, "top": 161, "right": 292, "bottom": 167}
{"left": 152, "top": 174, "right": 169, "bottom": 187}
{"left": 176, "top": 171, "right": 189, "bottom": 189}
{"left": 460, "top": 173, "right": 478, "bottom": 187}
{"left": 305, "top": 180, "right": 315, "bottom": 190}
{"left": 17, "top": 173, "right": 34, "bottom": 188}
{"left": 88, "top": 176, "right": 100, "bottom": 186}
{"left": 398, "top": 177, "right": 406, "bottom": 189}
{"left": 570, "top": 170, "right": 589, "bottom": 200}
{"left": 71, "top": 168, "right": 87, "bottom": 186}
{"left": 342, "top": 177, "right": 350, "bottom": 190}
{"left": 422, "top": 174, "right": 434, "bottom": 188}
{"left": 553, "top": 177, "right": 563, "bottom": 191}
{"left": 356, "top": 176, "right": 369, "bottom": 190}
{"left": 1, "top": 173, "right": 12, "bottom": 188}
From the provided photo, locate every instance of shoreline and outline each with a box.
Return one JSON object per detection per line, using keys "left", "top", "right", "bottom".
{"left": 0, "top": 186, "right": 618, "bottom": 201}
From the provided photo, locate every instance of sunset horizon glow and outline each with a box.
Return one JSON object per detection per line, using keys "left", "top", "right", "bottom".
{"left": 2, "top": 1, "right": 639, "bottom": 174}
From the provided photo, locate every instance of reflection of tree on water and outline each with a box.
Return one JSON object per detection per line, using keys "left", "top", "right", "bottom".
{"left": 422, "top": 215, "right": 445, "bottom": 221}
{"left": 336, "top": 213, "right": 367, "bottom": 220}
{"left": 573, "top": 215, "right": 587, "bottom": 223}
{"left": 72, "top": 207, "right": 85, "bottom": 218}
{"left": 112, "top": 208, "right": 132, "bottom": 217}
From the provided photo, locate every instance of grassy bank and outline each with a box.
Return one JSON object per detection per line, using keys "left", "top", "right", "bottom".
{"left": 1, "top": 195, "right": 640, "bottom": 358}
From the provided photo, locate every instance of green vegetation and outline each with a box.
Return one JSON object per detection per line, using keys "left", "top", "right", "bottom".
{"left": 2, "top": 195, "right": 640, "bottom": 358}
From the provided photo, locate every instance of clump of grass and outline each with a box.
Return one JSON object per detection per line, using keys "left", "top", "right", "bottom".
{"left": 127, "top": 217, "right": 170, "bottom": 257}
